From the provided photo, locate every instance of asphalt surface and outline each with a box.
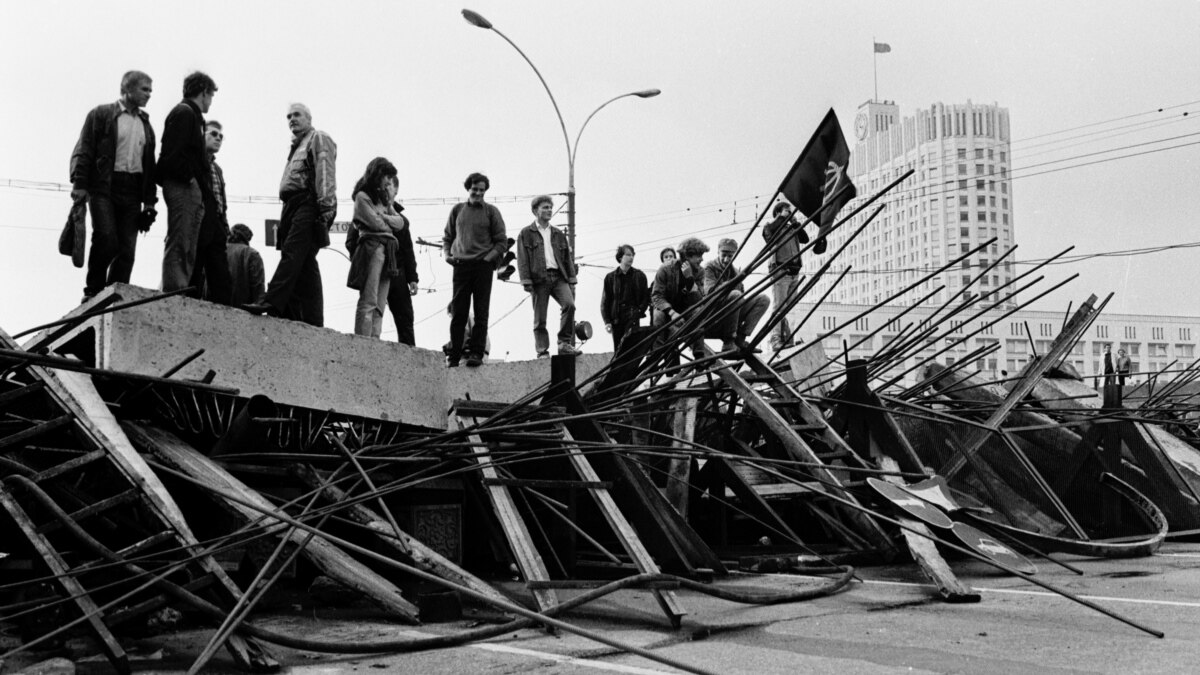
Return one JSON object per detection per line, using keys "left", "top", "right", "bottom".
{"left": 10, "top": 541, "right": 1200, "bottom": 674}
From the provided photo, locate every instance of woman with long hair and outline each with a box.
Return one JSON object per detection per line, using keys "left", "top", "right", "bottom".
{"left": 346, "top": 157, "right": 404, "bottom": 337}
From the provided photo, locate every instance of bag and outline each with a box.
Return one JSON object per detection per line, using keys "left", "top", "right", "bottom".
{"left": 59, "top": 200, "right": 87, "bottom": 268}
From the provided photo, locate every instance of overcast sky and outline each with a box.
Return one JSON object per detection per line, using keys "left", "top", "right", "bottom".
{"left": 2, "top": 1, "right": 1198, "bottom": 359}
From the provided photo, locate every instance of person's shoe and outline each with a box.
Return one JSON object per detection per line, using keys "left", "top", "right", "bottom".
{"left": 536, "top": 352, "right": 550, "bottom": 359}
{"left": 80, "top": 293, "right": 96, "bottom": 304}
{"left": 735, "top": 337, "right": 762, "bottom": 354}
{"left": 557, "top": 343, "right": 581, "bottom": 356}
{"left": 446, "top": 358, "right": 460, "bottom": 368}
{"left": 241, "top": 302, "right": 277, "bottom": 317}
{"left": 465, "top": 353, "right": 483, "bottom": 367}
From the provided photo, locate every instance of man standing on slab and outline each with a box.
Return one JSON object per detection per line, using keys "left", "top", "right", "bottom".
{"left": 443, "top": 172, "right": 507, "bottom": 367}
{"left": 70, "top": 70, "right": 158, "bottom": 301}
{"left": 517, "top": 195, "right": 578, "bottom": 359}
{"left": 159, "top": 71, "right": 217, "bottom": 293}
{"left": 245, "top": 103, "right": 337, "bottom": 326}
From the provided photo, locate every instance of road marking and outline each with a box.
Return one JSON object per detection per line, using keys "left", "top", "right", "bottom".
{"left": 860, "top": 578, "right": 1200, "bottom": 608}
{"left": 473, "top": 643, "right": 676, "bottom": 674}
{"left": 390, "top": 629, "right": 674, "bottom": 674}
{"left": 1155, "top": 552, "right": 1200, "bottom": 558}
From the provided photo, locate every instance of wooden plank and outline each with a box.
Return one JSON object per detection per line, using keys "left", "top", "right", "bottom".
{"left": 664, "top": 397, "right": 698, "bottom": 516}
{"left": 124, "top": 422, "right": 421, "bottom": 623}
{"left": 289, "top": 463, "right": 511, "bottom": 608}
{"left": 450, "top": 412, "right": 558, "bottom": 612}
{"left": 878, "top": 457, "right": 980, "bottom": 603}
{"left": 560, "top": 426, "right": 687, "bottom": 627}
{"left": 0, "top": 414, "right": 73, "bottom": 450}
{"left": 0, "top": 486, "right": 129, "bottom": 674}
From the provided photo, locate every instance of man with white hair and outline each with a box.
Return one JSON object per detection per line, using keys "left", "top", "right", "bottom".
{"left": 244, "top": 103, "right": 337, "bottom": 326}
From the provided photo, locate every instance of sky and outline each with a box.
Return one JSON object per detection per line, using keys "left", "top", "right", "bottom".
{"left": 2, "top": 0, "right": 1198, "bottom": 359}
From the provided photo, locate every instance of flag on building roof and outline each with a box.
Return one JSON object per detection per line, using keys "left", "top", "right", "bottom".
{"left": 777, "top": 108, "right": 856, "bottom": 254}
{"left": 874, "top": 42, "right": 891, "bottom": 53}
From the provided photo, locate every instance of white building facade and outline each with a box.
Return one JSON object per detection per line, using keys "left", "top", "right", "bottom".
{"left": 787, "top": 100, "right": 1200, "bottom": 386}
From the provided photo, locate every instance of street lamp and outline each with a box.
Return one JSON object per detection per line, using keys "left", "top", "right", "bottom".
{"left": 462, "top": 8, "right": 660, "bottom": 256}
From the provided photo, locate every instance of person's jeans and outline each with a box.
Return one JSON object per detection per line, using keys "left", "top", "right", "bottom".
{"left": 530, "top": 270, "right": 575, "bottom": 355}
{"left": 161, "top": 178, "right": 205, "bottom": 292}
{"left": 84, "top": 172, "right": 142, "bottom": 297}
{"left": 713, "top": 290, "right": 769, "bottom": 341}
{"left": 448, "top": 260, "right": 494, "bottom": 359}
{"left": 354, "top": 245, "right": 390, "bottom": 337}
{"left": 265, "top": 193, "right": 324, "bottom": 327}
{"left": 770, "top": 272, "right": 801, "bottom": 349}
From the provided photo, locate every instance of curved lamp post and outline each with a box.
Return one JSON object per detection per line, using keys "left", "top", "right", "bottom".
{"left": 462, "top": 8, "right": 660, "bottom": 255}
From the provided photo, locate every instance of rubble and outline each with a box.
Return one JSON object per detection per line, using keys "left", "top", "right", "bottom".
{"left": 5, "top": 182, "right": 1200, "bottom": 672}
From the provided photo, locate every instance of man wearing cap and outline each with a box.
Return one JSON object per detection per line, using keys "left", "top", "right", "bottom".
{"left": 762, "top": 201, "right": 808, "bottom": 349}
{"left": 702, "top": 238, "right": 769, "bottom": 353}
{"left": 517, "top": 195, "right": 579, "bottom": 358}
{"left": 226, "top": 223, "right": 265, "bottom": 306}
{"left": 245, "top": 103, "right": 337, "bottom": 326}
{"left": 70, "top": 70, "right": 158, "bottom": 302}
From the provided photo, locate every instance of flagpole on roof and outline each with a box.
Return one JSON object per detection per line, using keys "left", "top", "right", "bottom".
{"left": 873, "top": 37, "right": 878, "bottom": 102}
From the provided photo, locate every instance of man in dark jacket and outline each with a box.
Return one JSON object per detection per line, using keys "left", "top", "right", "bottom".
{"left": 159, "top": 71, "right": 217, "bottom": 293}
{"left": 762, "top": 201, "right": 808, "bottom": 350}
{"left": 226, "top": 224, "right": 265, "bottom": 306}
{"left": 191, "top": 120, "right": 232, "bottom": 304}
{"left": 443, "top": 172, "right": 507, "bottom": 367}
{"left": 386, "top": 198, "right": 420, "bottom": 346}
{"left": 70, "top": 70, "right": 158, "bottom": 301}
{"left": 600, "top": 244, "right": 648, "bottom": 351}
{"left": 650, "top": 237, "right": 708, "bottom": 358}
{"left": 517, "top": 195, "right": 578, "bottom": 358}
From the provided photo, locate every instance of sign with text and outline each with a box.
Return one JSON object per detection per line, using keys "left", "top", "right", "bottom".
{"left": 264, "top": 219, "right": 351, "bottom": 247}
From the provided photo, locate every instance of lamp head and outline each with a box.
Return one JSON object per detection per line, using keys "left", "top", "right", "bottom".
{"left": 461, "top": 9, "right": 493, "bottom": 29}
{"left": 634, "top": 89, "right": 661, "bottom": 98}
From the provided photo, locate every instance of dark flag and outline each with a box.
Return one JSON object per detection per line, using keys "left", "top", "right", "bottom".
{"left": 778, "top": 108, "right": 856, "bottom": 254}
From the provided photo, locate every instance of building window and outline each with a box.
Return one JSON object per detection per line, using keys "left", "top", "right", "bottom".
{"left": 975, "top": 149, "right": 984, "bottom": 159}
{"left": 1096, "top": 325, "right": 1109, "bottom": 338}
{"left": 960, "top": 227, "right": 969, "bottom": 237}
{"left": 1152, "top": 327, "right": 1164, "bottom": 340}
{"left": 1010, "top": 322, "right": 1022, "bottom": 335}
{"left": 1000, "top": 151, "right": 1007, "bottom": 162}
{"left": 1120, "top": 342, "right": 1140, "bottom": 356}
{"left": 1124, "top": 326, "right": 1136, "bottom": 339}
{"left": 1178, "top": 344, "right": 1196, "bottom": 358}
{"left": 960, "top": 195, "right": 969, "bottom": 206}
{"left": 1181, "top": 328, "right": 1192, "bottom": 341}
{"left": 977, "top": 195, "right": 986, "bottom": 206}
{"left": 980, "top": 322, "right": 994, "bottom": 335}
{"left": 957, "top": 148, "right": 966, "bottom": 159}
{"left": 1007, "top": 339, "right": 1027, "bottom": 354}
{"left": 1001, "top": 183, "right": 1008, "bottom": 194}
{"left": 1149, "top": 343, "right": 1168, "bottom": 357}
{"left": 976, "top": 180, "right": 985, "bottom": 190}
{"left": 975, "top": 164, "right": 984, "bottom": 175}
{"left": 959, "top": 179, "right": 968, "bottom": 189}
{"left": 822, "top": 316, "right": 837, "bottom": 330}
{"left": 977, "top": 211, "right": 986, "bottom": 222}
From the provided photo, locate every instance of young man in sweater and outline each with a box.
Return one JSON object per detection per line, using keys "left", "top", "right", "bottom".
{"left": 443, "top": 172, "right": 507, "bottom": 367}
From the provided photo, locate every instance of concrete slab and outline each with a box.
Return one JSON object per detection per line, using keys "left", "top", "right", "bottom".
{"left": 28, "top": 284, "right": 612, "bottom": 430}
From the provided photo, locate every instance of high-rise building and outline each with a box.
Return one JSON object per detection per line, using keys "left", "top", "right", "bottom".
{"left": 811, "top": 100, "right": 1014, "bottom": 308}
{"left": 788, "top": 100, "right": 1200, "bottom": 386}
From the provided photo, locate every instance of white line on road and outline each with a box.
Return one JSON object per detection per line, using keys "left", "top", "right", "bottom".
{"left": 861, "top": 578, "right": 1200, "bottom": 608}
{"left": 389, "top": 629, "right": 676, "bottom": 674}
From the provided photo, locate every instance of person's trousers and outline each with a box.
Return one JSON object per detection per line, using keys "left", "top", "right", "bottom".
{"left": 715, "top": 290, "right": 769, "bottom": 341}
{"left": 191, "top": 195, "right": 232, "bottom": 305}
{"left": 354, "top": 245, "right": 390, "bottom": 337}
{"left": 612, "top": 318, "right": 640, "bottom": 351}
{"left": 530, "top": 270, "right": 575, "bottom": 355}
{"left": 265, "top": 193, "right": 324, "bottom": 327}
{"left": 84, "top": 172, "right": 142, "bottom": 297}
{"left": 770, "top": 272, "right": 801, "bottom": 349}
{"left": 161, "top": 178, "right": 205, "bottom": 292}
{"left": 448, "top": 260, "right": 494, "bottom": 359}
{"left": 387, "top": 274, "right": 415, "bottom": 346}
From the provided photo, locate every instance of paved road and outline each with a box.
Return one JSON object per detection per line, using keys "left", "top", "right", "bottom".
{"left": 18, "top": 541, "right": 1200, "bottom": 673}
